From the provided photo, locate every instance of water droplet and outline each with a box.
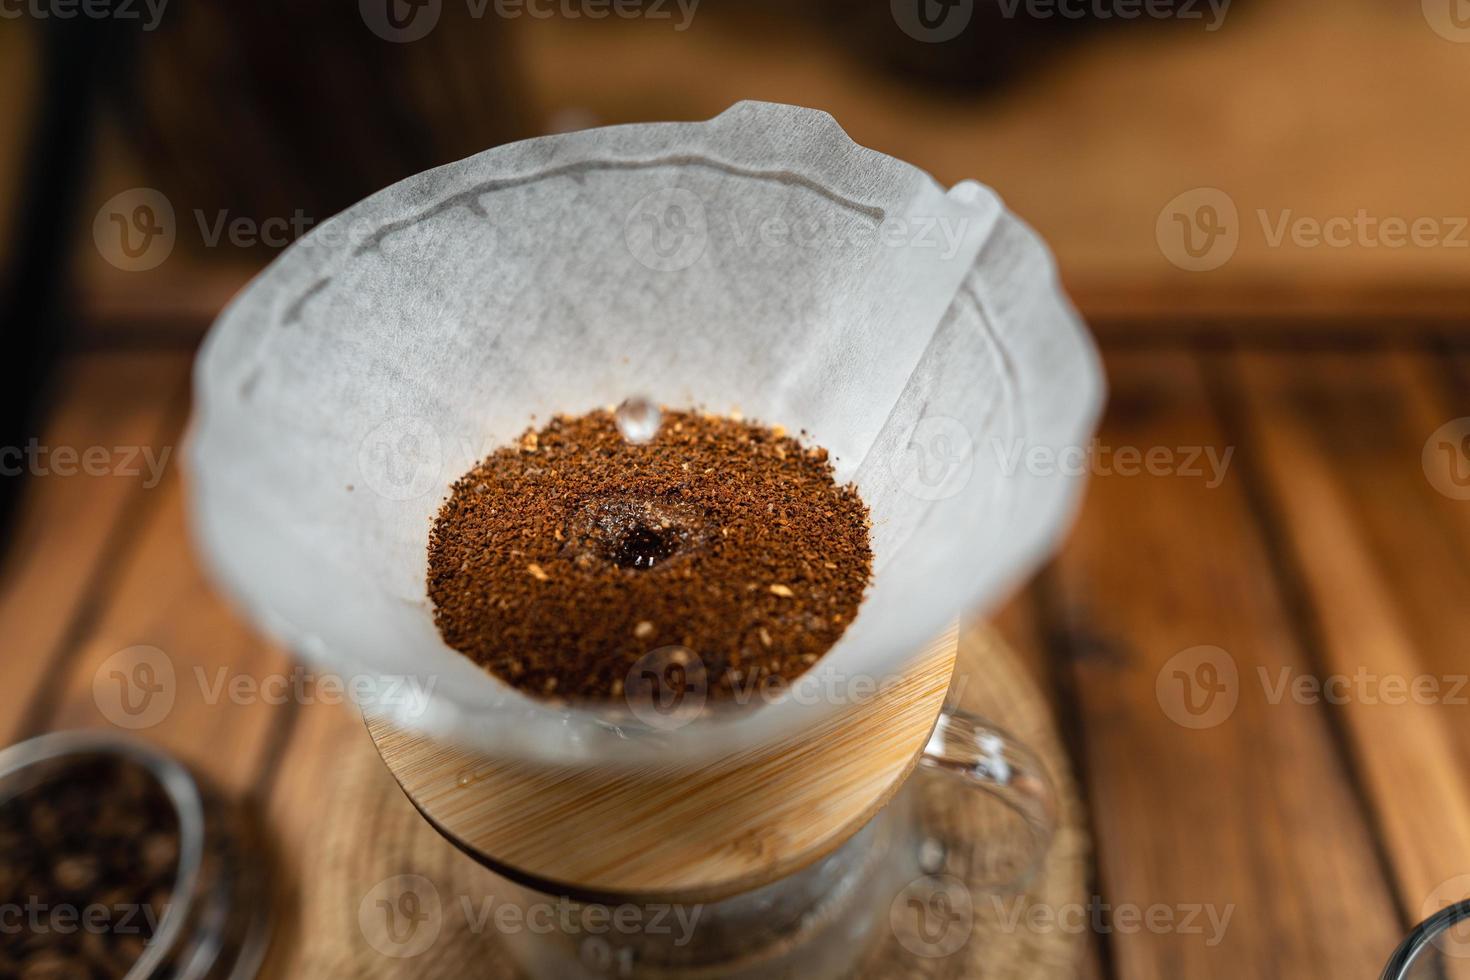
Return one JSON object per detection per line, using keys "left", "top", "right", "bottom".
{"left": 918, "top": 836, "right": 947, "bottom": 874}
{"left": 615, "top": 396, "right": 662, "bottom": 444}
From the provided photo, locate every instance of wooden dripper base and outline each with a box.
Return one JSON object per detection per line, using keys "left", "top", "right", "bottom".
{"left": 367, "top": 624, "right": 959, "bottom": 903}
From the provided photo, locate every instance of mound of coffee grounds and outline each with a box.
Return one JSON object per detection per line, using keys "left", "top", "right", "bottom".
{"left": 427, "top": 408, "right": 872, "bottom": 703}
{"left": 0, "top": 755, "right": 180, "bottom": 979}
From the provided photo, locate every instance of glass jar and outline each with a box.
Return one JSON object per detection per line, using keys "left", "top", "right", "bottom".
{"left": 0, "top": 731, "right": 272, "bottom": 980}
{"left": 1381, "top": 899, "right": 1470, "bottom": 980}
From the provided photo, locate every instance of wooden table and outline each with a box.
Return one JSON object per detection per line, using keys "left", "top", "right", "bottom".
{"left": 4, "top": 327, "right": 1467, "bottom": 977}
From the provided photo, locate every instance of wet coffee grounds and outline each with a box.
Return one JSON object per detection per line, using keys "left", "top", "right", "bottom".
{"left": 0, "top": 755, "right": 180, "bottom": 979}
{"left": 427, "top": 408, "right": 872, "bottom": 703}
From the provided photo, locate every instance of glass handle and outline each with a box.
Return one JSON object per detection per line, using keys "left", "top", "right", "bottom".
{"left": 916, "top": 704, "right": 1057, "bottom": 884}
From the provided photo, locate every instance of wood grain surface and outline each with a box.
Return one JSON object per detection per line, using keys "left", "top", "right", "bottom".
{"left": 0, "top": 352, "right": 189, "bottom": 745}
{"left": 368, "top": 627, "right": 956, "bottom": 903}
{"left": 279, "top": 624, "right": 1092, "bottom": 979}
{"left": 4, "top": 336, "right": 1469, "bottom": 977}
{"left": 1045, "top": 349, "right": 1402, "bottom": 978}
{"left": 1228, "top": 348, "right": 1470, "bottom": 936}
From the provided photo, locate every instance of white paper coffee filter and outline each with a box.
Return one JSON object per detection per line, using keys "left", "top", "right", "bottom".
{"left": 184, "top": 101, "right": 1104, "bottom": 767}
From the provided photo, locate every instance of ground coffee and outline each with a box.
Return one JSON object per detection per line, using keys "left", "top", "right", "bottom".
{"left": 427, "top": 408, "right": 872, "bottom": 704}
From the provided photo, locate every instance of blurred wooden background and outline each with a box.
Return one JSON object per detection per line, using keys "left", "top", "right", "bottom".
{"left": 6, "top": 0, "right": 1470, "bottom": 337}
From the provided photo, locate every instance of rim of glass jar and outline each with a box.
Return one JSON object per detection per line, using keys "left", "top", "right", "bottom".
{"left": 1381, "top": 899, "right": 1470, "bottom": 979}
{"left": 0, "top": 730, "right": 207, "bottom": 980}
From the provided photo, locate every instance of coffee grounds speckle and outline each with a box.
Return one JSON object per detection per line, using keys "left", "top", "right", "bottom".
{"left": 427, "top": 409, "right": 872, "bottom": 702}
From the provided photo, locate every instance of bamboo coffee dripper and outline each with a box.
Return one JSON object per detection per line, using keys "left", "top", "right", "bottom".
{"left": 365, "top": 624, "right": 959, "bottom": 903}
{"left": 182, "top": 101, "right": 1101, "bottom": 968}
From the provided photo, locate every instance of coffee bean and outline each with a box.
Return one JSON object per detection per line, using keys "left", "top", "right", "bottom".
{"left": 1, "top": 756, "right": 180, "bottom": 979}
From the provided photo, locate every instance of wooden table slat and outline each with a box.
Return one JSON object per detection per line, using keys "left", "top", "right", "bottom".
{"left": 990, "top": 592, "right": 1111, "bottom": 980}
{"left": 1047, "top": 348, "right": 1402, "bottom": 978}
{"left": 1230, "top": 348, "right": 1470, "bottom": 917}
{"left": 41, "top": 473, "right": 297, "bottom": 796}
{"left": 13, "top": 341, "right": 1469, "bottom": 978}
{"left": 0, "top": 351, "right": 190, "bottom": 744}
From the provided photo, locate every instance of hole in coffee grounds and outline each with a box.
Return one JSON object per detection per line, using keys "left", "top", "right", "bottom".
{"left": 612, "top": 521, "right": 679, "bottom": 569}
{"left": 571, "top": 495, "right": 708, "bottom": 573}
